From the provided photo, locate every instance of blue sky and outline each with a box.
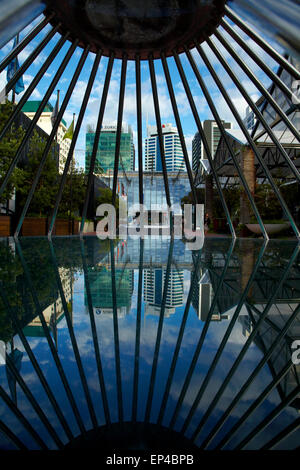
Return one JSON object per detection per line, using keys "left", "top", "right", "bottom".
{"left": 0, "top": 13, "right": 284, "bottom": 170}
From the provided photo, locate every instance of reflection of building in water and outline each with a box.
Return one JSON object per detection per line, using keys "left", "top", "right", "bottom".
{"left": 23, "top": 268, "right": 73, "bottom": 339}
{"left": 191, "top": 269, "right": 230, "bottom": 322}
{"left": 239, "top": 303, "right": 300, "bottom": 411}
{"left": 85, "top": 266, "right": 134, "bottom": 318}
{"left": 143, "top": 268, "right": 184, "bottom": 318}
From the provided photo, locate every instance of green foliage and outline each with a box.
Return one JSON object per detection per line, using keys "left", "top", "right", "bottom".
{"left": 58, "top": 167, "right": 87, "bottom": 218}
{"left": 96, "top": 187, "right": 120, "bottom": 212}
{"left": 253, "top": 184, "right": 283, "bottom": 220}
{"left": 0, "top": 241, "right": 23, "bottom": 342}
{"left": 181, "top": 188, "right": 205, "bottom": 206}
{"left": 0, "top": 101, "right": 25, "bottom": 205}
{"left": 212, "top": 185, "right": 241, "bottom": 219}
{"left": 17, "top": 130, "right": 59, "bottom": 216}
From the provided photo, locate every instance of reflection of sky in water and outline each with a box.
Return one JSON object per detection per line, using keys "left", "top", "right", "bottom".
{"left": 0, "top": 237, "right": 299, "bottom": 450}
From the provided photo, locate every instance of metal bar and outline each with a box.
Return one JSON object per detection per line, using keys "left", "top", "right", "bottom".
{"left": 194, "top": 42, "right": 300, "bottom": 240}
{"left": 216, "top": 359, "right": 294, "bottom": 449}
{"left": 5, "top": 353, "right": 64, "bottom": 449}
{"left": 14, "top": 40, "right": 84, "bottom": 237}
{"left": 144, "top": 240, "right": 174, "bottom": 423}
{"left": 49, "top": 241, "right": 98, "bottom": 430}
{"left": 218, "top": 302, "right": 300, "bottom": 449}
{"left": 226, "top": 0, "right": 300, "bottom": 58}
{"left": 225, "top": 5, "right": 300, "bottom": 81}
{"left": 214, "top": 26, "right": 300, "bottom": 152}
{"left": 235, "top": 385, "right": 300, "bottom": 450}
{"left": 0, "top": 284, "right": 74, "bottom": 441}
{"left": 112, "top": 53, "right": 128, "bottom": 206}
{"left": 0, "top": 384, "right": 47, "bottom": 450}
{"left": 207, "top": 34, "right": 300, "bottom": 202}
{"left": 15, "top": 240, "right": 87, "bottom": 436}
{"left": 131, "top": 238, "right": 144, "bottom": 422}
{"left": 48, "top": 50, "right": 101, "bottom": 237}
{"left": 148, "top": 53, "right": 171, "bottom": 208}
{"left": 0, "top": 418, "right": 28, "bottom": 450}
{"left": 0, "top": 32, "right": 69, "bottom": 143}
{"left": 110, "top": 240, "right": 123, "bottom": 423}
{"left": 156, "top": 248, "right": 202, "bottom": 427}
{"left": 220, "top": 19, "right": 299, "bottom": 110}
{"left": 80, "top": 239, "right": 111, "bottom": 425}
{"left": 161, "top": 52, "right": 197, "bottom": 206}
{"left": 0, "top": 13, "right": 52, "bottom": 75}
{"left": 135, "top": 54, "right": 144, "bottom": 205}
{"left": 0, "top": 39, "right": 75, "bottom": 201}
{"left": 173, "top": 50, "right": 235, "bottom": 238}
{"left": 261, "top": 416, "right": 300, "bottom": 450}
{"left": 80, "top": 52, "right": 113, "bottom": 235}
{"left": 180, "top": 240, "right": 268, "bottom": 435}
{"left": 0, "top": 0, "right": 46, "bottom": 50}
{"left": 194, "top": 244, "right": 299, "bottom": 447}
{"left": 169, "top": 239, "right": 235, "bottom": 430}
{"left": 1, "top": 23, "right": 60, "bottom": 98}
{"left": 185, "top": 47, "right": 268, "bottom": 239}
{"left": 211, "top": 32, "right": 300, "bottom": 181}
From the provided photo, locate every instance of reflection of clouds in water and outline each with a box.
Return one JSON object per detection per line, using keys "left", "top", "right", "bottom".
{"left": 1, "top": 241, "right": 298, "bottom": 450}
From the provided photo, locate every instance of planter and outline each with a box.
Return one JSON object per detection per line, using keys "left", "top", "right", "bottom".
{"left": 0, "top": 216, "right": 10, "bottom": 237}
{"left": 22, "top": 217, "right": 47, "bottom": 236}
{"left": 246, "top": 223, "right": 290, "bottom": 235}
{"left": 73, "top": 220, "right": 79, "bottom": 234}
{"left": 54, "top": 219, "right": 72, "bottom": 235}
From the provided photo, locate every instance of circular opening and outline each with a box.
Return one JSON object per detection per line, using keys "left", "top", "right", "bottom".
{"left": 64, "top": 422, "right": 202, "bottom": 450}
{"left": 45, "top": 0, "right": 226, "bottom": 59}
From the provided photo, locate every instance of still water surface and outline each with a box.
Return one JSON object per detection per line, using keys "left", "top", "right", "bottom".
{"left": 0, "top": 236, "right": 299, "bottom": 450}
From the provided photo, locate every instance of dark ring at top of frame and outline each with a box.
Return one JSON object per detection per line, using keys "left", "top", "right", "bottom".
{"left": 44, "top": 0, "right": 227, "bottom": 60}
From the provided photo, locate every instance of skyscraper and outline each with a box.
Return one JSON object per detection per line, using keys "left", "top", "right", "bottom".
{"left": 145, "top": 123, "right": 185, "bottom": 172}
{"left": 203, "top": 120, "right": 232, "bottom": 158}
{"left": 192, "top": 119, "right": 232, "bottom": 174}
{"left": 85, "top": 123, "right": 135, "bottom": 176}
{"left": 192, "top": 132, "right": 202, "bottom": 173}
{"left": 143, "top": 267, "right": 184, "bottom": 317}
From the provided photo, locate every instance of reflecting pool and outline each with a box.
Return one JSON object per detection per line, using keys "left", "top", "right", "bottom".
{"left": 0, "top": 236, "right": 299, "bottom": 450}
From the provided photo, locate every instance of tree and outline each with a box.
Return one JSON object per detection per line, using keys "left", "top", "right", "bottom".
{"left": 58, "top": 167, "right": 87, "bottom": 218}
{"left": 0, "top": 101, "right": 25, "bottom": 209}
{"left": 17, "top": 130, "right": 59, "bottom": 217}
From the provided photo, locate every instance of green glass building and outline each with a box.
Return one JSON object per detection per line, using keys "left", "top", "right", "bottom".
{"left": 84, "top": 265, "right": 134, "bottom": 317}
{"left": 85, "top": 124, "right": 135, "bottom": 175}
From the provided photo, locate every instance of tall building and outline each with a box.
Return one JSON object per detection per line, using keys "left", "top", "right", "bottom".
{"left": 145, "top": 123, "right": 185, "bottom": 172}
{"left": 192, "top": 119, "right": 232, "bottom": 175}
{"left": 203, "top": 119, "right": 232, "bottom": 158}
{"left": 22, "top": 101, "right": 71, "bottom": 174}
{"left": 192, "top": 132, "right": 202, "bottom": 172}
{"left": 143, "top": 268, "right": 184, "bottom": 317}
{"left": 85, "top": 123, "right": 135, "bottom": 176}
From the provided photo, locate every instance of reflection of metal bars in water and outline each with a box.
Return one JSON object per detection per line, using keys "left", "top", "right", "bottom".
{"left": 0, "top": 237, "right": 299, "bottom": 449}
